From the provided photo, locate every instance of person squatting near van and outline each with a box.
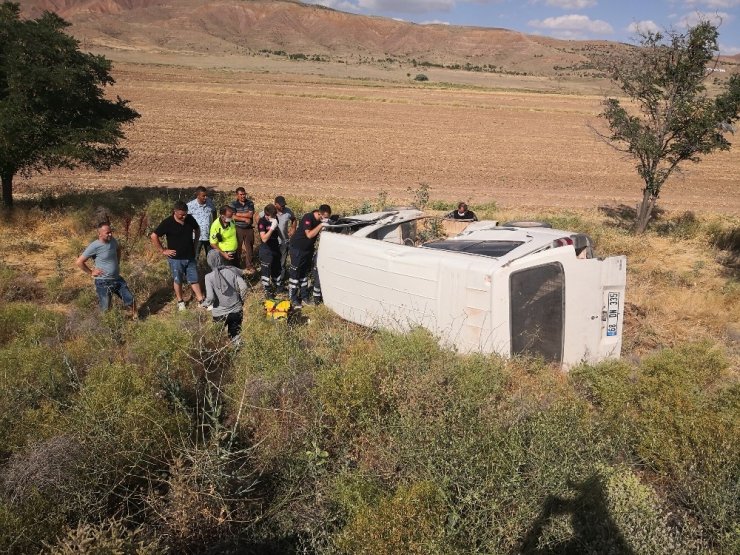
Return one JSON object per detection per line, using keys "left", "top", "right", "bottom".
{"left": 150, "top": 201, "right": 207, "bottom": 311}
{"left": 257, "top": 204, "right": 283, "bottom": 297}
{"left": 205, "top": 249, "right": 248, "bottom": 340}
{"left": 289, "top": 204, "right": 331, "bottom": 308}
{"left": 210, "top": 206, "right": 238, "bottom": 265}
{"left": 76, "top": 222, "right": 137, "bottom": 319}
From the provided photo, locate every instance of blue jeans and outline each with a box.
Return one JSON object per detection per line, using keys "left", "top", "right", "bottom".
{"left": 168, "top": 258, "right": 199, "bottom": 284}
{"left": 94, "top": 277, "right": 134, "bottom": 311}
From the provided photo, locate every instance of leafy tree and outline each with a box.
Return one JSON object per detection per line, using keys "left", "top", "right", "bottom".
{"left": 598, "top": 21, "right": 740, "bottom": 234}
{"left": 0, "top": 2, "right": 139, "bottom": 207}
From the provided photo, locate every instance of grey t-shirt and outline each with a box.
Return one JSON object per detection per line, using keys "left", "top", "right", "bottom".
{"left": 204, "top": 267, "right": 247, "bottom": 317}
{"left": 82, "top": 238, "right": 120, "bottom": 279}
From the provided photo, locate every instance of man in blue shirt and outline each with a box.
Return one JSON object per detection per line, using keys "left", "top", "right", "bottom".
{"left": 187, "top": 186, "right": 215, "bottom": 261}
{"left": 76, "top": 222, "right": 137, "bottom": 319}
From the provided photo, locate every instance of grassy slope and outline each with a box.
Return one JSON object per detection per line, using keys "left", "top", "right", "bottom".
{"left": 0, "top": 189, "right": 738, "bottom": 553}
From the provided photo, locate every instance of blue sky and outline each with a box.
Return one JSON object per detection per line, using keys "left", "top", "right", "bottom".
{"left": 304, "top": 0, "right": 740, "bottom": 54}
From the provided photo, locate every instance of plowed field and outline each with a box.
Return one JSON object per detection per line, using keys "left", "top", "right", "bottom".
{"left": 16, "top": 63, "right": 740, "bottom": 213}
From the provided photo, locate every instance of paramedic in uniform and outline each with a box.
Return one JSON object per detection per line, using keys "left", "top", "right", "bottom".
{"left": 257, "top": 204, "right": 282, "bottom": 297}
{"left": 288, "top": 204, "right": 331, "bottom": 308}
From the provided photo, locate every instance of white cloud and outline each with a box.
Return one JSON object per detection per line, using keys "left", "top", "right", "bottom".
{"left": 543, "top": 0, "right": 597, "bottom": 8}
{"left": 684, "top": 1, "right": 740, "bottom": 8}
{"left": 677, "top": 11, "right": 733, "bottom": 27}
{"left": 627, "top": 20, "right": 661, "bottom": 34}
{"left": 528, "top": 14, "right": 614, "bottom": 37}
{"left": 421, "top": 20, "right": 451, "bottom": 25}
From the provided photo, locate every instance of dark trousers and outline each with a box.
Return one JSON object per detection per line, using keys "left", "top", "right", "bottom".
{"left": 213, "top": 311, "right": 243, "bottom": 339}
{"left": 289, "top": 247, "right": 313, "bottom": 304}
{"left": 236, "top": 227, "right": 255, "bottom": 271}
{"left": 259, "top": 246, "right": 282, "bottom": 295}
{"left": 195, "top": 240, "right": 211, "bottom": 261}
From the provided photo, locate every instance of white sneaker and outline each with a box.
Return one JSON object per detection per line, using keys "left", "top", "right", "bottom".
{"left": 177, "top": 301, "right": 186, "bottom": 311}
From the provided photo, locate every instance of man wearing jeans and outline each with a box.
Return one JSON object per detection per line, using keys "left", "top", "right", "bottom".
{"left": 76, "top": 222, "right": 137, "bottom": 318}
{"left": 186, "top": 185, "right": 215, "bottom": 261}
{"left": 151, "top": 201, "right": 207, "bottom": 311}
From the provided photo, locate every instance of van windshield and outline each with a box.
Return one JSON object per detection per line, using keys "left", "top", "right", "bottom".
{"left": 423, "top": 240, "right": 524, "bottom": 258}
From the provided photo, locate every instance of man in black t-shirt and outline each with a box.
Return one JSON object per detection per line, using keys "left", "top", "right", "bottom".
{"left": 288, "top": 204, "right": 331, "bottom": 308}
{"left": 151, "top": 201, "right": 207, "bottom": 311}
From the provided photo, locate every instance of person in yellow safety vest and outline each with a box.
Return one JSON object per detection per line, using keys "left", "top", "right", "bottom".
{"left": 210, "top": 206, "right": 238, "bottom": 266}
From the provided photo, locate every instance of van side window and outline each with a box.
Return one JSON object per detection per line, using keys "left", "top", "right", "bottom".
{"left": 510, "top": 263, "right": 565, "bottom": 363}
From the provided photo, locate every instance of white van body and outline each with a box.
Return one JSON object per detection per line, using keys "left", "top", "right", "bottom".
{"left": 316, "top": 210, "right": 626, "bottom": 368}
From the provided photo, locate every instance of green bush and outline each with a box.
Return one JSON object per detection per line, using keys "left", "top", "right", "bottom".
{"left": 46, "top": 518, "right": 164, "bottom": 554}
{"left": 335, "top": 481, "right": 446, "bottom": 554}
{"left": 414, "top": 73, "right": 429, "bottom": 81}
{"left": 0, "top": 303, "right": 65, "bottom": 346}
{"left": 0, "top": 264, "right": 45, "bottom": 302}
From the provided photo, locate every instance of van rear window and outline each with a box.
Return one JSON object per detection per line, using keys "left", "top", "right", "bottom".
{"left": 423, "top": 240, "right": 523, "bottom": 258}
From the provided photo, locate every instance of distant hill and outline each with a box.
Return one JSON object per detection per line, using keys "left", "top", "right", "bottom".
{"left": 15, "top": 0, "right": 740, "bottom": 77}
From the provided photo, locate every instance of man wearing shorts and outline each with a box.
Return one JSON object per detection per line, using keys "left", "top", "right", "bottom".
{"left": 76, "top": 222, "right": 137, "bottom": 318}
{"left": 151, "top": 201, "right": 207, "bottom": 311}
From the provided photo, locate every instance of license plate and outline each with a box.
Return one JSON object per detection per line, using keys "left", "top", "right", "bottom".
{"left": 606, "top": 292, "right": 620, "bottom": 337}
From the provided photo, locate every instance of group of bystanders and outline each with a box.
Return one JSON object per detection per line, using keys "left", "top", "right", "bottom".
{"left": 75, "top": 186, "right": 332, "bottom": 341}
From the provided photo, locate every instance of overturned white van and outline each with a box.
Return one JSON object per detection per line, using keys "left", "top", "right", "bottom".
{"left": 316, "top": 210, "right": 626, "bottom": 368}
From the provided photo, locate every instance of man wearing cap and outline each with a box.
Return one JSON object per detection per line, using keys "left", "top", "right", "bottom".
{"left": 230, "top": 187, "right": 256, "bottom": 275}
{"left": 187, "top": 186, "right": 215, "bottom": 261}
{"left": 151, "top": 201, "right": 207, "bottom": 311}
{"left": 76, "top": 222, "right": 137, "bottom": 319}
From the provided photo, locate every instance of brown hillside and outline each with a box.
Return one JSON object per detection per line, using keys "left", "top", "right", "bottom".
{"left": 17, "top": 0, "right": 610, "bottom": 76}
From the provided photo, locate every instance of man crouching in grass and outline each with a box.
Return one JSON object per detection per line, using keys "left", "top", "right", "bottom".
{"left": 150, "top": 201, "right": 207, "bottom": 311}
{"left": 76, "top": 222, "right": 137, "bottom": 319}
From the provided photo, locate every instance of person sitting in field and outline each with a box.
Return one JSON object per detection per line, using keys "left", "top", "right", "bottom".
{"left": 204, "top": 250, "right": 248, "bottom": 340}
{"left": 447, "top": 202, "right": 478, "bottom": 221}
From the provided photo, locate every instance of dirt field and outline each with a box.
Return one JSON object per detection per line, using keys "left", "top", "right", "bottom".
{"left": 15, "top": 59, "right": 740, "bottom": 213}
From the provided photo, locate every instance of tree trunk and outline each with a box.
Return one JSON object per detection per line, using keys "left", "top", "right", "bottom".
{"left": 1, "top": 173, "right": 13, "bottom": 208}
{"left": 634, "top": 188, "right": 656, "bottom": 234}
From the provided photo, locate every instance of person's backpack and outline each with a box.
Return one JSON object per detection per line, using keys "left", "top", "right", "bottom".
{"left": 263, "top": 299, "right": 291, "bottom": 320}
